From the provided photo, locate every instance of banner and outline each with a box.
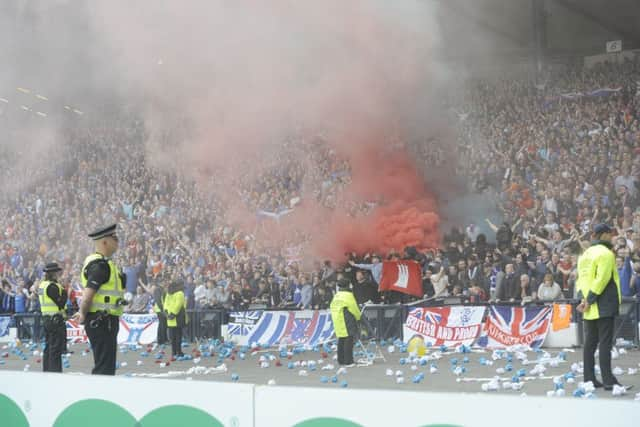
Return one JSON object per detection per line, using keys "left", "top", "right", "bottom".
{"left": 67, "top": 314, "right": 159, "bottom": 344}
{"left": 551, "top": 303, "right": 572, "bottom": 332}
{"left": 560, "top": 87, "right": 622, "bottom": 100}
{"left": 0, "top": 316, "right": 10, "bottom": 337}
{"left": 477, "top": 305, "right": 552, "bottom": 349}
{"left": 227, "top": 310, "right": 334, "bottom": 347}
{"left": 256, "top": 208, "right": 294, "bottom": 221}
{"left": 403, "top": 306, "right": 485, "bottom": 347}
{"left": 606, "top": 40, "right": 622, "bottom": 53}
{"left": 379, "top": 261, "right": 423, "bottom": 297}
{"left": 118, "top": 313, "right": 158, "bottom": 345}
{"left": 66, "top": 319, "right": 88, "bottom": 343}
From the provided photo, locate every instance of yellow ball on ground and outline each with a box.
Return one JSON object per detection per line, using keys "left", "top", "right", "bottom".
{"left": 407, "top": 335, "right": 427, "bottom": 356}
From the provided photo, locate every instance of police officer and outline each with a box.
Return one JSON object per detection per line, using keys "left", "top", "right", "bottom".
{"left": 163, "top": 280, "right": 187, "bottom": 359}
{"left": 39, "top": 262, "right": 67, "bottom": 373}
{"left": 577, "top": 223, "right": 631, "bottom": 391}
{"left": 74, "top": 223, "right": 126, "bottom": 375}
{"left": 329, "top": 278, "right": 361, "bottom": 367}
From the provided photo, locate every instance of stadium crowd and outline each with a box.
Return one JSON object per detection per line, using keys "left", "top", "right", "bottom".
{"left": 1, "top": 56, "right": 640, "bottom": 318}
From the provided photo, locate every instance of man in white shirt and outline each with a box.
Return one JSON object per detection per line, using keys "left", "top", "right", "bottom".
{"left": 193, "top": 279, "right": 207, "bottom": 307}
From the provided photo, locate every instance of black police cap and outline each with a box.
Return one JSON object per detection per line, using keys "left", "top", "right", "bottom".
{"left": 88, "top": 223, "right": 118, "bottom": 240}
{"left": 43, "top": 262, "right": 62, "bottom": 273}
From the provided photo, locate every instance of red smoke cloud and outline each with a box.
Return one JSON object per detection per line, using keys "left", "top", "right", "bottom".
{"left": 315, "top": 143, "right": 441, "bottom": 258}
{"left": 246, "top": 145, "right": 441, "bottom": 261}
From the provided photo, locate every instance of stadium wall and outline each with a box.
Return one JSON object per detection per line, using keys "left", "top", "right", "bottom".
{"left": 0, "top": 371, "right": 638, "bottom": 427}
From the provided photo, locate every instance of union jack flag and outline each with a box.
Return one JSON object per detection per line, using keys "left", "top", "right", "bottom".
{"left": 410, "top": 307, "right": 443, "bottom": 324}
{"left": 227, "top": 311, "right": 263, "bottom": 336}
{"left": 66, "top": 319, "right": 88, "bottom": 343}
{"left": 478, "top": 305, "right": 552, "bottom": 349}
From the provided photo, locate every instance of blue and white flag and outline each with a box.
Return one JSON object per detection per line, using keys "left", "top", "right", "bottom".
{"left": 227, "top": 310, "right": 334, "bottom": 347}
{"left": 0, "top": 316, "right": 11, "bottom": 337}
{"left": 117, "top": 314, "right": 158, "bottom": 345}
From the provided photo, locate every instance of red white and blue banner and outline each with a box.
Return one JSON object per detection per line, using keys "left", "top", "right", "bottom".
{"left": 67, "top": 314, "right": 158, "bottom": 345}
{"left": 477, "top": 305, "right": 552, "bottom": 349}
{"left": 403, "top": 306, "right": 486, "bottom": 347}
{"left": 227, "top": 310, "right": 334, "bottom": 347}
{"left": 66, "top": 319, "right": 88, "bottom": 343}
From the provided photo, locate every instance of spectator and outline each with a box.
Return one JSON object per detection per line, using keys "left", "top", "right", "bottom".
{"left": 230, "top": 284, "right": 245, "bottom": 311}
{"left": 468, "top": 280, "right": 487, "bottom": 302}
{"left": 348, "top": 256, "right": 382, "bottom": 285}
{"left": 430, "top": 264, "right": 449, "bottom": 298}
{"left": 312, "top": 282, "right": 333, "bottom": 309}
{"left": 193, "top": 280, "right": 208, "bottom": 308}
{"left": 537, "top": 273, "right": 564, "bottom": 301}
{"left": 255, "top": 280, "right": 271, "bottom": 305}
{"left": 212, "top": 284, "right": 230, "bottom": 308}
{"left": 518, "top": 274, "right": 535, "bottom": 303}
{"left": 298, "top": 280, "right": 313, "bottom": 309}
{"left": 1, "top": 280, "right": 15, "bottom": 314}
{"left": 616, "top": 253, "right": 634, "bottom": 297}
{"left": 352, "top": 270, "right": 378, "bottom": 305}
{"left": 127, "top": 286, "right": 152, "bottom": 314}
{"left": 14, "top": 282, "right": 28, "bottom": 314}
{"left": 496, "top": 264, "right": 518, "bottom": 302}
{"left": 267, "top": 277, "right": 281, "bottom": 307}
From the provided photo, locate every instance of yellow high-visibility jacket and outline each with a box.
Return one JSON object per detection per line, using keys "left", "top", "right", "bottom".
{"left": 330, "top": 290, "right": 361, "bottom": 338}
{"left": 576, "top": 242, "right": 621, "bottom": 320}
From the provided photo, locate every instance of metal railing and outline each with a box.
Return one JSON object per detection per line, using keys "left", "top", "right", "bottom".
{"left": 3, "top": 298, "right": 638, "bottom": 346}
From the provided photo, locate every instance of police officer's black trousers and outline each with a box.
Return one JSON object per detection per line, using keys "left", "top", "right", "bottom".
{"left": 584, "top": 317, "right": 617, "bottom": 386}
{"left": 168, "top": 326, "right": 183, "bottom": 358}
{"left": 156, "top": 313, "right": 168, "bottom": 345}
{"left": 42, "top": 315, "right": 66, "bottom": 373}
{"left": 337, "top": 336, "right": 354, "bottom": 365}
{"left": 85, "top": 313, "right": 119, "bottom": 375}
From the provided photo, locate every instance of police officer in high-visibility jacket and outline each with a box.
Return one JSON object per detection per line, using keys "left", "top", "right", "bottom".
{"left": 330, "top": 278, "right": 361, "bottom": 367}
{"left": 577, "top": 223, "right": 631, "bottom": 391}
{"left": 39, "top": 262, "right": 67, "bottom": 373}
{"left": 74, "top": 223, "right": 126, "bottom": 375}
{"left": 163, "top": 280, "right": 188, "bottom": 359}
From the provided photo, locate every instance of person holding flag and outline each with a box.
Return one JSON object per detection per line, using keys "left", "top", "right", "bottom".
{"left": 349, "top": 254, "right": 423, "bottom": 302}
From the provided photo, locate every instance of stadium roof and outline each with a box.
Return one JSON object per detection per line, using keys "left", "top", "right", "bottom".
{"left": 436, "top": 0, "right": 640, "bottom": 59}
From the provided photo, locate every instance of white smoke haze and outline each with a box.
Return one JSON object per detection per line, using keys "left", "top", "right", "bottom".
{"left": 87, "top": 0, "right": 447, "bottom": 171}
{"left": 1, "top": 0, "right": 513, "bottom": 256}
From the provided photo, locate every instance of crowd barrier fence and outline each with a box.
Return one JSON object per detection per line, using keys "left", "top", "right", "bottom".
{"left": 2, "top": 298, "right": 638, "bottom": 347}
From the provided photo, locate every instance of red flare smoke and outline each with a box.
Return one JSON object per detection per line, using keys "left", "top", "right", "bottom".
{"left": 314, "top": 144, "right": 441, "bottom": 259}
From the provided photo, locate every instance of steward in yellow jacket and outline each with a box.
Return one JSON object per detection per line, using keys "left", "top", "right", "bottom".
{"left": 576, "top": 223, "right": 628, "bottom": 390}
{"left": 163, "top": 280, "right": 188, "bottom": 359}
{"left": 330, "top": 279, "right": 361, "bottom": 366}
